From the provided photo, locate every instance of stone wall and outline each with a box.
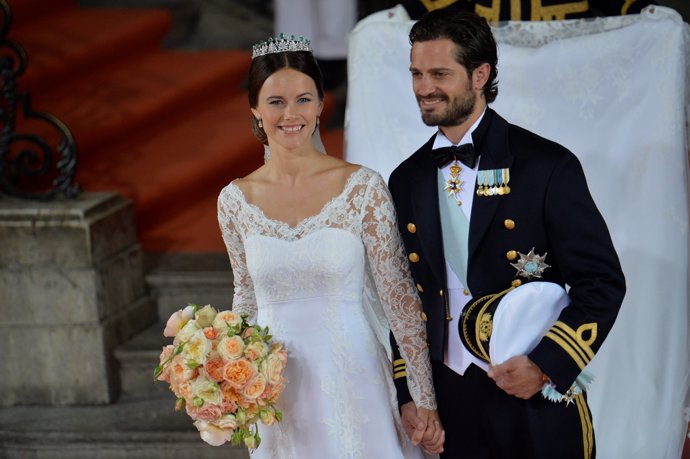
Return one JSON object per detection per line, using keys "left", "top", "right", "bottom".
{"left": 0, "top": 193, "right": 157, "bottom": 405}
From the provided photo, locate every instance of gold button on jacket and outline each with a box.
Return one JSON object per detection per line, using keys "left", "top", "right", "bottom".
{"left": 504, "top": 219, "right": 516, "bottom": 230}
{"left": 506, "top": 250, "right": 517, "bottom": 261}
{"left": 407, "top": 223, "right": 417, "bottom": 234}
{"left": 408, "top": 252, "right": 420, "bottom": 263}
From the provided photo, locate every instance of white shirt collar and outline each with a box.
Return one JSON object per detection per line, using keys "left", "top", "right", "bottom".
{"left": 432, "top": 109, "right": 487, "bottom": 150}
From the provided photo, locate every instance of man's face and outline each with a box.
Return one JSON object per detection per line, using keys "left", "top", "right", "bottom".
{"left": 410, "top": 38, "right": 476, "bottom": 127}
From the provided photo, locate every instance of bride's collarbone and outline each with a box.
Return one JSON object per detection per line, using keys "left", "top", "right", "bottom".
{"left": 238, "top": 165, "right": 361, "bottom": 225}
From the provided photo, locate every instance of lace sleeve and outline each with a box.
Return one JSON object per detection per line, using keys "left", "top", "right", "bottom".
{"left": 217, "top": 186, "right": 257, "bottom": 322}
{"left": 360, "top": 173, "right": 437, "bottom": 410}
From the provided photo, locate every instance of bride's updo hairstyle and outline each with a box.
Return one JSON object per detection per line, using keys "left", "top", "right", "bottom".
{"left": 248, "top": 35, "right": 325, "bottom": 146}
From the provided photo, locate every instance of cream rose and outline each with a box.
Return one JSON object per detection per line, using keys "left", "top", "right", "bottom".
{"left": 191, "top": 377, "right": 223, "bottom": 406}
{"left": 183, "top": 330, "right": 211, "bottom": 367}
{"left": 215, "top": 414, "right": 238, "bottom": 430}
{"left": 212, "top": 310, "right": 241, "bottom": 330}
{"left": 193, "top": 420, "right": 232, "bottom": 446}
{"left": 194, "top": 304, "right": 217, "bottom": 328}
{"left": 217, "top": 335, "right": 245, "bottom": 361}
{"left": 175, "top": 319, "right": 201, "bottom": 345}
{"left": 262, "top": 353, "right": 286, "bottom": 385}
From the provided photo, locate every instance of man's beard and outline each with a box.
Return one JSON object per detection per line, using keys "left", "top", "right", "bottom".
{"left": 418, "top": 86, "right": 476, "bottom": 127}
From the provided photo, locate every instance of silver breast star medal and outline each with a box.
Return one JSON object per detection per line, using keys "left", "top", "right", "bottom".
{"left": 444, "top": 161, "right": 464, "bottom": 203}
{"left": 511, "top": 248, "right": 550, "bottom": 279}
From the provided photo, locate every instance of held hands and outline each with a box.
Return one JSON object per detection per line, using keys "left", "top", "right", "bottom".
{"left": 400, "top": 402, "right": 445, "bottom": 454}
{"left": 487, "top": 355, "right": 545, "bottom": 399}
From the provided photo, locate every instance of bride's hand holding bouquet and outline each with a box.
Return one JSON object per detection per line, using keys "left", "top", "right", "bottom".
{"left": 154, "top": 304, "right": 287, "bottom": 451}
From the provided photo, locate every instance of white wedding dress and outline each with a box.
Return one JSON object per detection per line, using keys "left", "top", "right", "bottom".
{"left": 217, "top": 166, "right": 435, "bottom": 459}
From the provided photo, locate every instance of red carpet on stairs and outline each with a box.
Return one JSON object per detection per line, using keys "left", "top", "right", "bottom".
{"left": 9, "top": 0, "right": 344, "bottom": 252}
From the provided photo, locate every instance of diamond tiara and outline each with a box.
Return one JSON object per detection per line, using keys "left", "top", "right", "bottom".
{"left": 251, "top": 33, "right": 313, "bottom": 59}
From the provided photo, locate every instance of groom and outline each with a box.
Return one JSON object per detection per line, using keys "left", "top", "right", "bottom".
{"left": 388, "top": 9, "right": 625, "bottom": 458}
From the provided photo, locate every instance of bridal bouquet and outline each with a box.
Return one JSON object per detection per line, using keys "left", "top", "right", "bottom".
{"left": 154, "top": 304, "right": 286, "bottom": 450}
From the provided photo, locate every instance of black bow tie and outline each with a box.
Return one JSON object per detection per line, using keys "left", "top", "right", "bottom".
{"left": 431, "top": 143, "right": 477, "bottom": 169}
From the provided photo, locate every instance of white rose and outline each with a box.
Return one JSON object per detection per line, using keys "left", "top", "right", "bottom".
{"left": 193, "top": 420, "right": 232, "bottom": 446}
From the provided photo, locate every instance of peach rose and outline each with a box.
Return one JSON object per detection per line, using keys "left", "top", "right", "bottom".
{"left": 220, "top": 381, "right": 241, "bottom": 403}
{"left": 242, "top": 327, "right": 257, "bottom": 339}
{"left": 240, "top": 400, "right": 259, "bottom": 417}
{"left": 267, "top": 380, "right": 285, "bottom": 403}
{"left": 157, "top": 345, "right": 175, "bottom": 382}
{"left": 223, "top": 358, "right": 256, "bottom": 389}
{"left": 177, "top": 380, "right": 194, "bottom": 401}
{"left": 163, "top": 305, "right": 195, "bottom": 337}
{"left": 203, "top": 356, "right": 226, "bottom": 382}
{"left": 243, "top": 374, "right": 267, "bottom": 400}
{"left": 203, "top": 327, "right": 219, "bottom": 340}
{"left": 222, "top": 399, "right": 238, "bottom": 414}
{"left": 212, "top": 310, "right": 241, "bottom": 330}
{"left": 193, "top": 420, "right": 232, "bottom": 446}
{"left": 187, "top": 402, "right": 223, "bottom": 422}
{"left": 217, "top": 335, "right": 245, "bottom": 361}
{"left": 244, "top": 341, "right": 267, "bottom": 361}
{"left": 170, "top": 355, "right": 196, "bottom": 390}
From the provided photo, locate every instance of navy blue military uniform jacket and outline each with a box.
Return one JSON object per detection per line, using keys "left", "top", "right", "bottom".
{"left": 388, "top": 108, "right": 625, "bottom": 404}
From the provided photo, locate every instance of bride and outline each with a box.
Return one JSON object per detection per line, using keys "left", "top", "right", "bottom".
{"left": 217, "top": 35, "right": 443, "bottom": 458}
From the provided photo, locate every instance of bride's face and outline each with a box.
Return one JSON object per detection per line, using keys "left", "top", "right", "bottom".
{"left": 251, "top": 68, "right": 323, "bottom": 152}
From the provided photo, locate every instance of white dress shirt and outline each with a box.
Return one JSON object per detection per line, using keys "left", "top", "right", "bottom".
{"left": 433, "top": 111, "right": 490, "bottom": 375}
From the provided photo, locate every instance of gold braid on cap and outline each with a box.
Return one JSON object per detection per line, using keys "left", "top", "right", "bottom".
{"left": 251, "top": 33, "right": 312, "bottom": 59}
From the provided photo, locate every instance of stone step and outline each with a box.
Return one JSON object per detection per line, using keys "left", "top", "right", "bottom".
{"left": 0, "top": 397, "right": 249, "bottom": 459}
{"left": 114, "top": 321, "right": 171, "bottom": 400}
{"left": 143, "top": 252, "right": 234, "bottom": 320}
{"left": 114, "top": 252, "right": 234, "bottom": 400}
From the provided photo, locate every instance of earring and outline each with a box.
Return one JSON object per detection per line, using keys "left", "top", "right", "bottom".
{"left": 258, "top": 119, "right": 263, "bottom": 129}
{"left": 316, "top": 116, "right": 320, "bottom": 129}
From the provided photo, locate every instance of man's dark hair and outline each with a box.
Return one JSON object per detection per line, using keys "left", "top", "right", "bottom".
{"left": 409, "top": 10, "right": 499, "bottom": 103}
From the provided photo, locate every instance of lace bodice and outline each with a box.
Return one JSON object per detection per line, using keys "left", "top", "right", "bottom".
{"left": 217, "top": 166, "right": 436, "bottom": 410}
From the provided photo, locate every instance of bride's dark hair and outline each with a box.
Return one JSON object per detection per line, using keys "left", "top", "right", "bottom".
{"left": 248, "top": 51, "right": 325, "bottom": 145}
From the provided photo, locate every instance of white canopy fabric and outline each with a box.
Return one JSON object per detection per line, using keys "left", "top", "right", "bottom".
{"left": 344, "top": 6, "right": 690, "bottom": 458}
